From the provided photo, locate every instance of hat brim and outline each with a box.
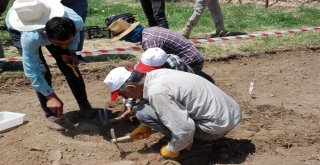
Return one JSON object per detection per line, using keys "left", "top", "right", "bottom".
{"left": 8, "top": 0, "right": 64, "bottom": 31}
{"left": 135, "top": 61, "right": 161, "bottom": 73}
{"left": 111, "top": 90, "right": 120, "bottom": 102}
{"left": 111, "top": 22, "right": 140, "bottom": 42}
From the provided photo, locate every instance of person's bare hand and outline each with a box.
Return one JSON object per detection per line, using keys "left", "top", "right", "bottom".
{"left": 47, "top": 92, "right": 64, "bottom": 117}
{"left": 117, "top": 107, "right": 134, "bottom": 121}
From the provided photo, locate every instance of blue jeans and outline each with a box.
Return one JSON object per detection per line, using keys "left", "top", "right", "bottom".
{"left": 140, "top": 0, "right": 169, "bottom": 28}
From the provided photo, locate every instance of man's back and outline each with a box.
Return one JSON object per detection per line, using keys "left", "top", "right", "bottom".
{"left": 144, "top": 69, "right": 241, "bottom": 134}
{"left": 141, "top": 27, "right": 204, "bottom": 65}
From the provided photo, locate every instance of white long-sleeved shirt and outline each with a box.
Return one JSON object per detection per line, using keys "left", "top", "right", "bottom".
{"left": 143, "top": 69, "right": 241, "bottom": 152}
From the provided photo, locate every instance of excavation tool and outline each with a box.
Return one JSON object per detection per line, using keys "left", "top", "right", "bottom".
{"left": 97, "top": 108, "right": 121, "bottom": 127}
{"left": 110, "top": 128, "right": 122, "bottom": 152}
{"left": 66, "top": 64, "right": 79, "bottom": 78}
{"left": 110, "top": 129, "right": 157, "bottom": 143}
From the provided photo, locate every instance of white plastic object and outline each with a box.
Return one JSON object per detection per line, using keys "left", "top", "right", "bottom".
{"left": 0, "top": 111, "right": 25, "bottom": 132}
{"left": 249, "top": 82, "right": 254, "bottom": 95}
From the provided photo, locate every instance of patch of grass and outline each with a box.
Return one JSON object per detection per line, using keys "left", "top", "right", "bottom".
{"left": 197, "top": 44, "right": 233, "bottom": 59}
{"left": 239, "top": 32, "right": 320, "bottom": 52}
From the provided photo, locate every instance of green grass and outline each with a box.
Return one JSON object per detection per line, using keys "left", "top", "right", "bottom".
{"left": 1, "top": 0, "right": 320, "bottom": 68}
{"left": 85, "top": 1, "right": 320, "bottom": 60}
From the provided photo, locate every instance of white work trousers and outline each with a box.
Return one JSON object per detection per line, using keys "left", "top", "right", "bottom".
{"left": 188, "top": 0, "right": 225, "bottom": 32}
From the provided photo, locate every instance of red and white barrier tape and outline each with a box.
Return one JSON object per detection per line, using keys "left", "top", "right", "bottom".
{"left": 191, "top": 27, "right": 320, "bottom": 44}
{"left": 80, "top": 46, "right": 142, "bottom": 56}
{"left": 1, "top": 27, "right": 319, "bottom": 62}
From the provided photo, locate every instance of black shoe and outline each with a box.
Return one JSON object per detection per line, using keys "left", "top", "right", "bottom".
{"left": 79, "top": 102, "right": 96, "bottom": 119}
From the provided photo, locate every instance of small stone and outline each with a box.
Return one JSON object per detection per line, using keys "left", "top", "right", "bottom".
{"left": 48, "top": 150, "right": 62, "bottom": 164}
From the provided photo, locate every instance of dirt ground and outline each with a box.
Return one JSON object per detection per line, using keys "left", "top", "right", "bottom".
{"left": 1, "top": 43, "right": 320, "bottom": 164}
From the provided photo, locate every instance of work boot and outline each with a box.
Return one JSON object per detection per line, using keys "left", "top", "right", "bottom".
{"left": 79, "top": 102, "right": 96, "bottom": 119}
{"left": 178, "top": 23, "right": 193, "bottom": 39}
{"left": 46, "top": 116, "right": 65, "bottom": 131}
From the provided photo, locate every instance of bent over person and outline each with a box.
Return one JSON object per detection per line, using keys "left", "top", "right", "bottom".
{"left": 104, "top": 67, "right": 241, "bottom": 158}
{"left": 6, "top": 0, "right": 95, "bottom": 131}
{"left": 108, "top": 19, "right": 215, "bottom": 83}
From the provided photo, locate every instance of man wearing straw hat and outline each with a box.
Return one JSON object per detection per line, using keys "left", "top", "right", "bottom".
{"left": 6, "top": 0, "right": 95, "bottom": 131}
{"left": 107, "top": 18, "right": 215, "bottom": 83}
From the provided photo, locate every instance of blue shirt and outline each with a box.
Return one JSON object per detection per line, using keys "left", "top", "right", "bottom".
{"left": 6, "top": 7, "right": 84, "bottom": 96}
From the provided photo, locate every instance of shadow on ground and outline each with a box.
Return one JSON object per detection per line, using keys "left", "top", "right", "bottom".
{"left": 177, "top": 138, "right": 256, "bottom": 165}
{"left": 141, "top": 137, "right": 255, "bottom": 165}
{"left": 59, "top": 108, "right": 139, "bottom": 140}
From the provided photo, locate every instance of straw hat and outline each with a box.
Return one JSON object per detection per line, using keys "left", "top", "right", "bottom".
{"left": 8, "top": 0, "right": 64, "bottom": 31}
{"left": 108, "top": 19, "right": 140, "bottom": 42}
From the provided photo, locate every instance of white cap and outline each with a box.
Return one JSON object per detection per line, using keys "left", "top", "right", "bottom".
{"left": 103, "top": 67, "right": 132, "bottom": 101}
{"left": 135, "top": 47, "right": 168, "bottom": 73}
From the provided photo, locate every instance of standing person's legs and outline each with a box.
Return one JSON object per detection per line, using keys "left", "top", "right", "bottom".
{"left": 189, "top": 0, "right": 207, "bottom": 27}
{"left": 179, "top": 0, "right": 206, "bottom": 38}
{"left": 45, "top": 44, "right": 95, "bottom": 118}
{"left": 207, "top": 0, "right": 225, "bottom": 32}
{"left": 72, "top": 7, "right": 87, "bottom": 61}
{"left": 64, "top": 0, "right": 88, "bottom": 60}
{"left": 7, "top": 28, "right": 23, "bottom": 56}
{"left": 133, "top": 100, "right": 171, "bottom": 137}
{"left": 140, "top": 0, "right": 157, "bottom": 27}
{"left": 151, "top": 0, "right": 169, "bottom": 28}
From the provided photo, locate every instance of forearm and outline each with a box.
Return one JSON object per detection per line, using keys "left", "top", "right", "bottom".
{"left": 22, "top": 49, "right": 53, "bottom": 96}
{"left": 23, "top": 63, "right": 54, "bottom": 96}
